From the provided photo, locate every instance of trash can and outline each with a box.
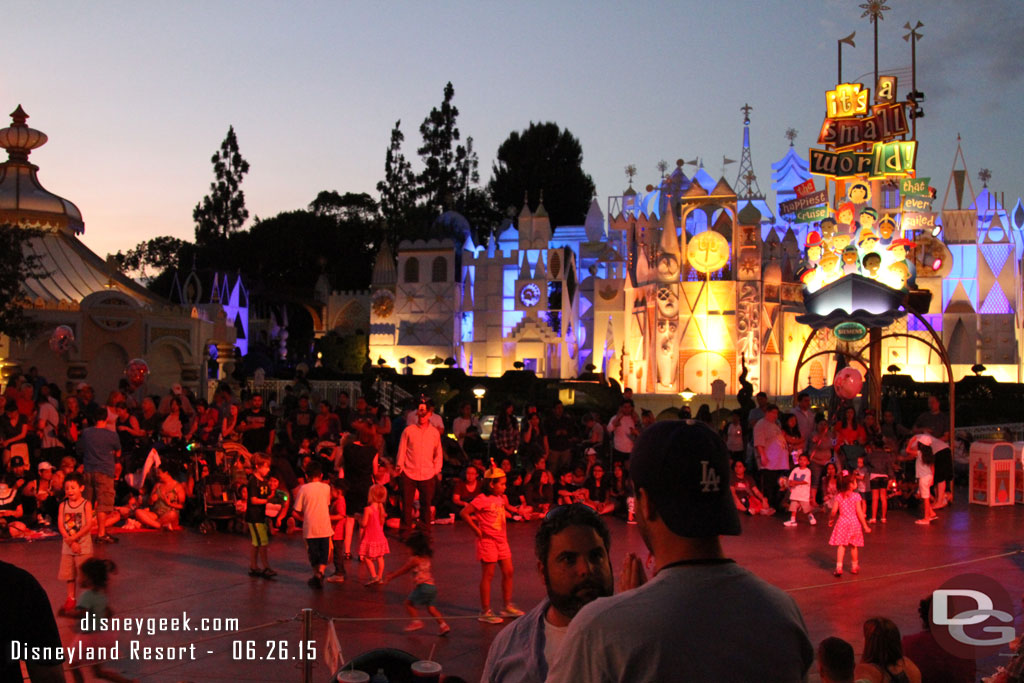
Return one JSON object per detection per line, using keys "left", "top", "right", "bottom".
{"left": 969, "top": 441, "right": 1015, "bottom": 506}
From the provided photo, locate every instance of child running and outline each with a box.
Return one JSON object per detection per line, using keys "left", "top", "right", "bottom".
{"left": 384, "top": 530, "right": 450, "bottom": 636}
{"left": 57, "top": 472, "right": 93, "bottom": 615}
{"left": 245, "top": 454, "right": 276, "bottom": 578}
{"left": 359, "top": 484, "right": 390, "bottom": 585}
{"left": 69, "top": 558, "right": 137, "bottom": 683}
{"left": 784, "top": 454, "right": 816, "bottom": 527}
{"left": 460, "top": 460, "right": 522, "bottom": 624}
{"left": 828, "top": 472, "right": 872, "bottom": 577}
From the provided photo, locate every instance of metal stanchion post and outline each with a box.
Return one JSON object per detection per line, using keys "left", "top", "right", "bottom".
{"left": 303, "top": 608, "right": 313, "bottom": 683}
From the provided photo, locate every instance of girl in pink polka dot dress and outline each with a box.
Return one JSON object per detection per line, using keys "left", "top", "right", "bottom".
{"left": 828, "top": 472, "right": 872, "bottom": 577}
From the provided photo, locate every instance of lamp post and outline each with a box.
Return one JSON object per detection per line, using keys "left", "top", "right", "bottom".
{"left": 472, "top": 385, "right": 486, "bottom": 414}
{"left": 680, "top": 387, "right": 696, "bottom": 402}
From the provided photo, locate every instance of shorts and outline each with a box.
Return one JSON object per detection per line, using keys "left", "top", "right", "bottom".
{"left": 248, "top": 522, "right": 270, "bottom": 547}
{"left": 869, "top": 476, "right": 889, "bottom": 491}
{"left": 305, "top": 537, "right": 330, "bottom": 569}
{"left": 477, "top": 535, "right": 512, "bottom": 563}
{"left": 788, "top": 500, "right": 813, "bottom": 514}
{"left": 84, "top": 472, "right": 115, "bottom": 513}
{"left": 58, "top": 553, "right": 89, "bottom": 581}
{"left": 932, "top": 448, "right": 953, "bottom": 483}
{"left": 408, "top": 583, "right": 438, "bottom": 607}
{"left": 918, "top": 475, "right": 934, "bottom": 499}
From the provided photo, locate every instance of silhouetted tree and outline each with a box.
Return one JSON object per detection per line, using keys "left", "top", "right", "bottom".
{"left": 417, "top": 82, "right": 477, "bottom": 214}
{"left": 0, "top": 223, "right": 43, "bottom": 339}
{"left": 489, "top": 121, "right": 596, "bottom": 229}
{"left": 376, "top": 120, "right": 418, "bottom": 248}
{"left": 193, "top": 125, "right": 250, "bottom": 245}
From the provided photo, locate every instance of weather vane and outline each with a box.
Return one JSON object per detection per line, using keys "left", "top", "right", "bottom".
{"left": 785, "top": 128, "right": 798, "bottom": 147}
{"left": 624, "top": 164, "right": 637, "bottom": 188}
{"left": 741, "top": 103, "right": 753, "bottom": 124}
{"left": 978, "top": 168, "right": 991, "bottom": 188}
{"left": 859, "top": 0, "right": 891, "bottom": 86}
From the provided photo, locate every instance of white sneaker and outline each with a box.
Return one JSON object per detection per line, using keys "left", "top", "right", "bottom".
{"left": 808, "top": 514, "right": 817, "bottom": 526}
{"left": 783, "top": 519, "right": 798, "bottom": 527}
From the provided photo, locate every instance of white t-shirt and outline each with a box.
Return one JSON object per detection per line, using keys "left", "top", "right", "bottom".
{"left": 787, "top": 466, "right": 812, "bottom": 503}
{"left": 543, "top": 617, "right": 569, "bottom": 671}
{"left": 293, "top": 480, "right": 332, "bottom": 539}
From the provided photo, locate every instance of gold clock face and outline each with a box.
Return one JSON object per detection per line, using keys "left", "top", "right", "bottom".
{"left": 371, "top": 291, "right": 394, "bottom": 318}
{"left": 687, "top": 230, "right": 730, "bottom": 273}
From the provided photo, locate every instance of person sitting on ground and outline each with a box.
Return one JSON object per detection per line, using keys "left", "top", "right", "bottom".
{"left": 583, "top": 462, "right": 616, "bottom": 515}
{"left": 854, "top": 616, "right": 921, "bottom": 683}
{"left": 524, "top": 455, "right": 554, "bottom": 515}
{"left": 134, "top": 463, "right": 185, "bottom": 531}
{"left": 730, "top": 460, "right": 774, "bottom": 516}
{"left": 607, "top": 460, "right": 634, "bottom": 520}
{"left": 0, "top": 474, "right": 30, "bottom": 538}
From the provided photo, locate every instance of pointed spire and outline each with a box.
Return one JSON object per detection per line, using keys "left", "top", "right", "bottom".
{"left": 463, "top": 269, "right": 474, "bottom": 309}
{"left": 371, "top": 240, "right": 397, "bottom": 286}
{"left": 519, "top": 253, "right": 532, "bottom": 280}
{"left": 659, "top": 202, "right": 680, "bottom": 255}
{"left": 584, "top": 197, "right": 605, "bottom": 243}
{"left": 532, "top": 189, "right": 551, "bottom": 246}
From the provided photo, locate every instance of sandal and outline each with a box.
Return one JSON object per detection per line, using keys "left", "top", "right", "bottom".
{"left": 832, "top": 568, "right": 842, "bottom": 577}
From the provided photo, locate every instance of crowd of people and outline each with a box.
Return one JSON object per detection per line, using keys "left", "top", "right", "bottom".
{"left": 0, "top": 366, "right": 1007, "bottom": 682}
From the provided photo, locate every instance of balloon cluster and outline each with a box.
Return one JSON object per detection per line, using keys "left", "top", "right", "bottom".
{"left": 48, "top": 325, "right": 75, "bottom": 354}
{"left": 833, "top": 367, "right": 864, "bottom": 400}
{"left": 125, "top": 358, "right": 150, "bottom": 390}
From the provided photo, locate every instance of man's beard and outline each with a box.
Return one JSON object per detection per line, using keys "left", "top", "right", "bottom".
{"left": 545, "top": 573, "right": 613, "bottom": 620}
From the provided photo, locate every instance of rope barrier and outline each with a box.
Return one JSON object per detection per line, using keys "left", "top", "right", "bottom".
{"left": 784, "top": 547, "right": 1023, "bottom": 593}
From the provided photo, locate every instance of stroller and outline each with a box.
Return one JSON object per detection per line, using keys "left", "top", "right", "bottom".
{"left": 196, "top": 470, "right": 245, "bottom": 534}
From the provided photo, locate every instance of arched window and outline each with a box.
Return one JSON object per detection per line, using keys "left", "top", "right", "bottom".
{"left": 404, "top": 257, "right": 420, "bottom": 283}
{"left": 431, "top": 256, "right": 447, "bottom": 283}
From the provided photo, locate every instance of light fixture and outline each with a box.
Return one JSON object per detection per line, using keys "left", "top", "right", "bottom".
{"left": 886, "top": 364, "right": 901, "bottom": 374}
{"left": 931, "top": 224, "right": 942, "bottom": 238}
{"left": 930, "top": 257, "right": 942, "bottom": 271}
{"left": 472, "top": 385, "right": 487, "bottom": 413}
{"left": 680, "top": 387, "right": 696, "bottom": 402}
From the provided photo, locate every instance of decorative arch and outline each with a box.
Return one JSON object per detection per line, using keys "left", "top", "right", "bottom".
{"left": 404, "top": 257, "right": 420, "bottom": 283}
{"left": 431, "top": 256, "right": 447, "bottom": 283}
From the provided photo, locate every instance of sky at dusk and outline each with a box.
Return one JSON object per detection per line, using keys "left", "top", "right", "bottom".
{"left": 3, "top": 0, "right": 1022, "bottom": 260}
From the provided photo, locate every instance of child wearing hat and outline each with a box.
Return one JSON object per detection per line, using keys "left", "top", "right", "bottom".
{"left": 460, "top": 460, "right": 523, "bottom": 624}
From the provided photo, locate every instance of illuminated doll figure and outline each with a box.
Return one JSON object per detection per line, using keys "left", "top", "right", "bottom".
{"left": 805, "top": 232, "right": 823, "bottom": 266}
{"left": 656, "top": 252, "right": 680, "bottom": 282}
{"left": 835, "top": 202, "right": 856, "bottom": 233}
{"left": 819, "top": 217, "right": 838, "bottom": 242}
{"left": 877, "top": 215, "right": 897, "bottom": 246}
{"left": 887, "top": 238, "right": 918, "bottom": 288}
{"left": 841, "top": 244, "right": 860, "bottom": 275}
{"left": 856, "top": 228, "right": 879, "bottom": 255}
{"left": 887, "top": 261, "right": 911, "bottom": 290}
{"left": 818, "top": 250, "right": 842, "bottom": 286}
{"left": 848, "top": 182, "right": 870, "bottom": 205}
{"left": 655, "top": 318, "right": 680, "bottom": 391}
{"left": 831, "top": 229, "right": 852, "bottom": 253}
{"left": 858, "top": 207, "right": 877, "bottom": 234}
{"left": 861, "top": 252, "right": 882, "bottom": 279}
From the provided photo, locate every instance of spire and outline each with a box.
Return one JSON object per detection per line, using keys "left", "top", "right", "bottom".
{"left": 371, "top": 241, "right": 397, "bottom": 287}
{"left": 532, "top": 189, "right": 551, "bottom": 246}
{"left": 518, "top": 190, "right": 534, "bottom": 249}
{"left": 735, "top": 103, "right": 765, "bottom": 200}
{"left": 584, "top": 196, "right": 605, "bottom": 243}
{"left": 659, "top": 202, "right": 680, "bottom": 255}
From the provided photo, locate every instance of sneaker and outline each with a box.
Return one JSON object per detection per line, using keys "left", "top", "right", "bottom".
{"left": 867, "top": 518, "right": 876, "bottom": 524}
{"left": 326, "top": 574, "right": 346, "bottom": 584}
{"left": 783, "top": 520, "right": 798, "bottom": 527}
{"left": 364, "top": 577, "right": 381, "bottom": 587}
{"left": 60, "top": 597, "right": 76, "bottom": 615}
{"left": 438, "top": 622, "right": 450, "bottom": 636}
{"left": 500, "top": 604, "right": 524, "bottom": 617}
{"left": 96, "top": 534, "right": 119, "bottom": 544}
{"left": 248, "top": 568, "right": 263, "bottom": 577}
{"left": 261, "top": 568, "right": 277, "bottom": 579}
{"left": 808, "top": 514, "right": 817, "bottom": 526}
{"left": 477, "top": 610, "right": 504, "bottom": 624}
{"left": 308, "top": 574, "right": 324, "bottom": 589}
{"left": 404, "top": 620, "right": 424, "bottom": 632}
{"left": 851, "top": 564, "right": 860, "bottom": 575}
{"left": 880, "top": 517, "right": 887, "bottom": 523}
{"left": 833, "top": 568, "right": 843, "bottom": 577}
{"left": 915, "top": 518, "right": 931, "bottom": 525}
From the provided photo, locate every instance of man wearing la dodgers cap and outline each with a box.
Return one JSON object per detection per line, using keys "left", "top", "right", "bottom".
{"left": 546, "top": 420, "right": 814, "bottom": 683}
